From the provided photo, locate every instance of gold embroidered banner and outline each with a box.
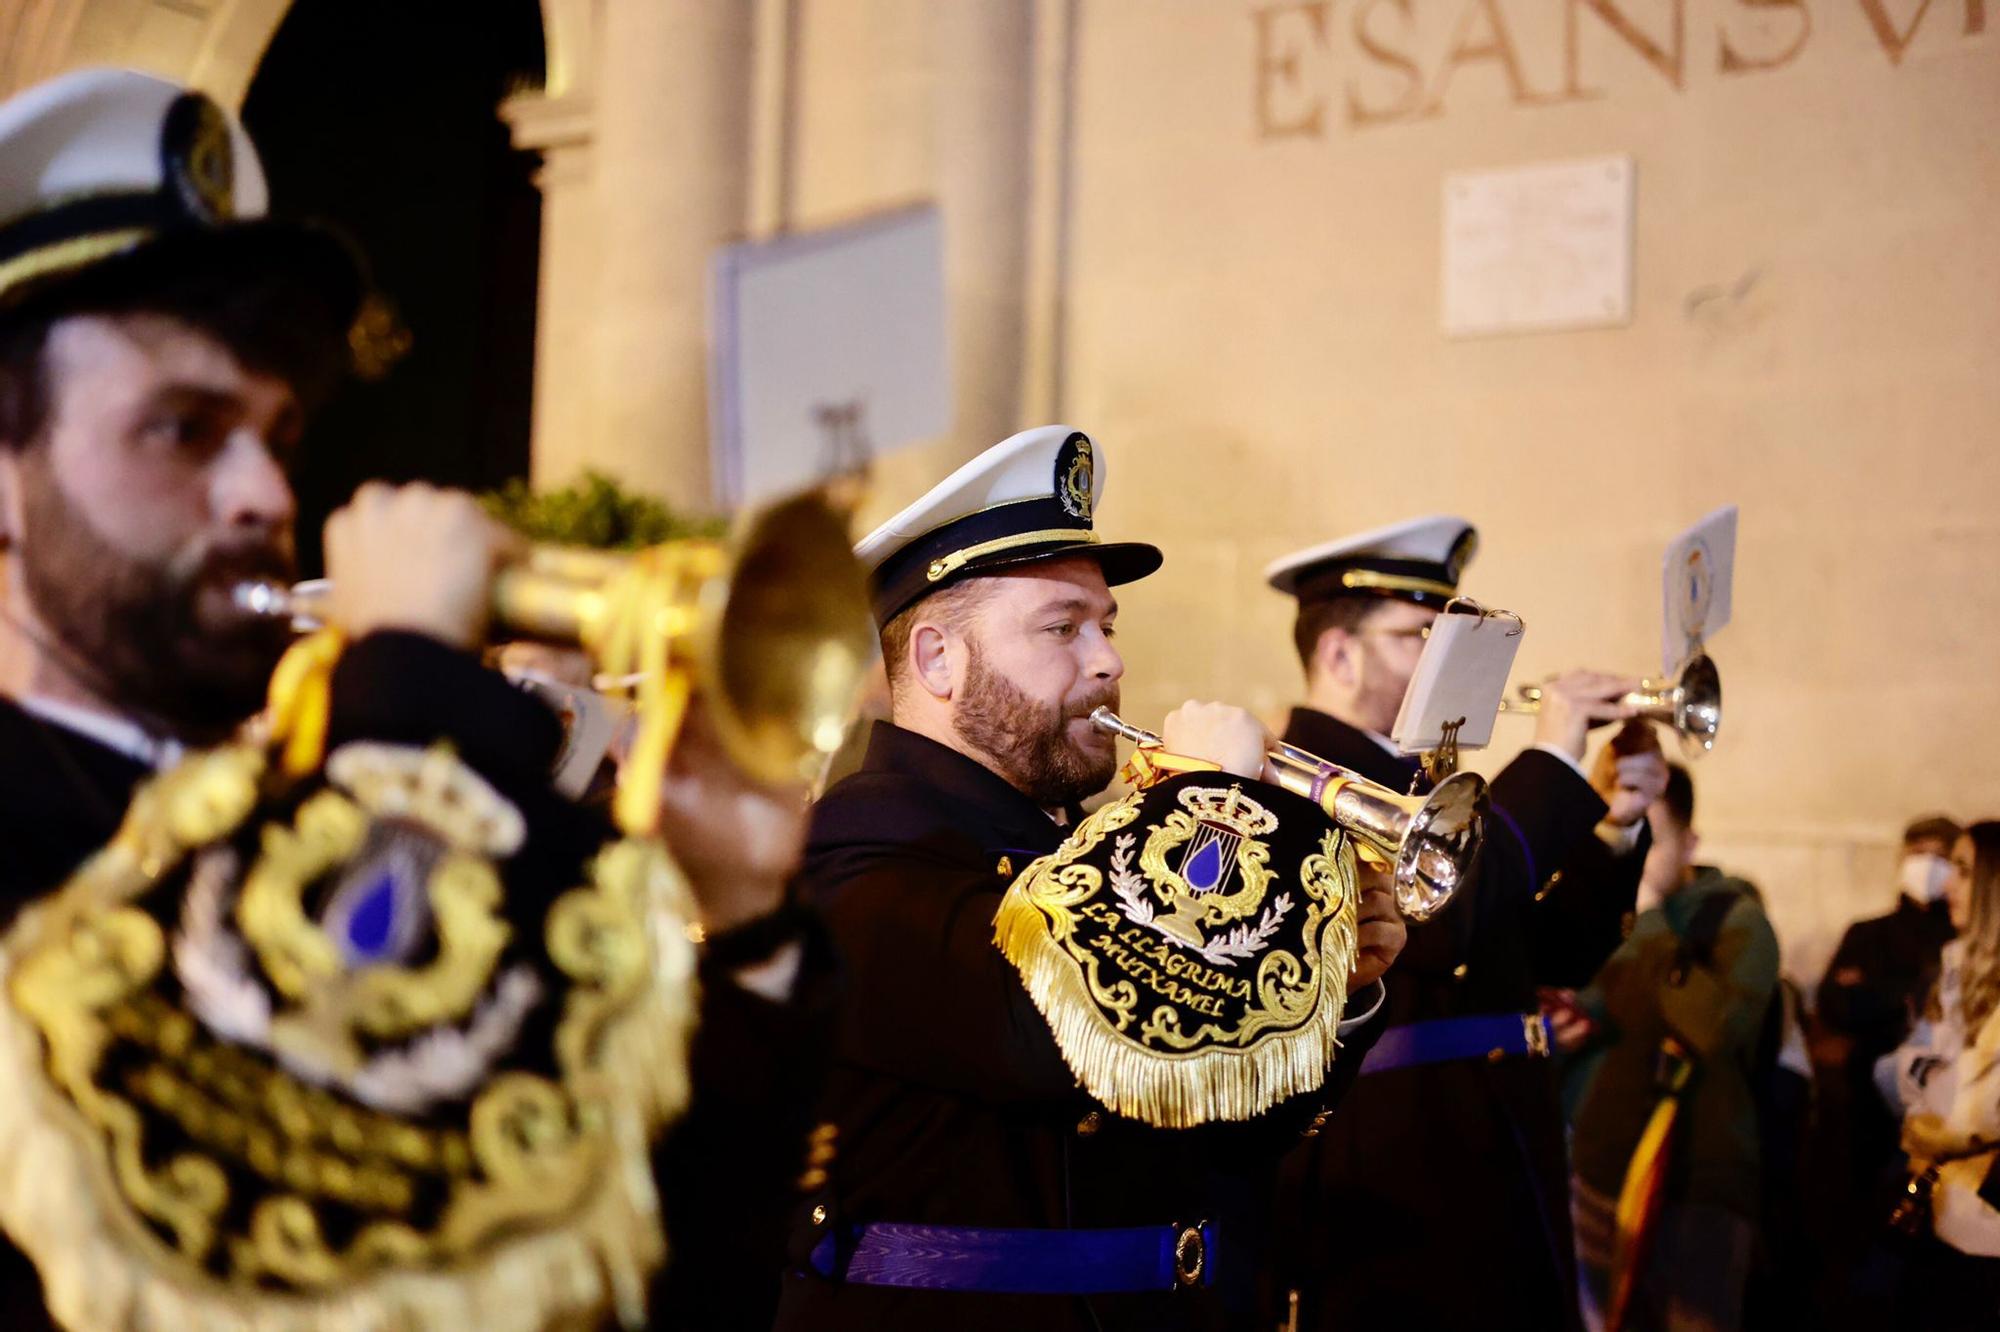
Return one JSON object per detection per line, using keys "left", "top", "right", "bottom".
{"left": 995, "top": 772, "right": 1359, "bottom": 1129}
{"left": 0, "top": 741, "right": 697, "bottom": 1332}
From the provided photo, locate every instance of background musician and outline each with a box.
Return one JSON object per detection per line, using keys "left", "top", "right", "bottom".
{"left": 1265, "top": 514, "right": 1667, "bottom": 1331}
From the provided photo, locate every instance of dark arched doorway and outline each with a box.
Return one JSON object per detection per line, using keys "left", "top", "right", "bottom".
{"left": 242, "top": 0, "right": 547, "bottom": 573}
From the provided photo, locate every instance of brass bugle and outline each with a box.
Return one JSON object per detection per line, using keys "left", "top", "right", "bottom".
{"left": 1498, "top": 651, "right": 1722, "bottom": 757}
{"left": 233, "top": 490, "right": 876, "bottom": 788}
{"left": 1089, "top": 707, "right": 1487, "bottom": 922}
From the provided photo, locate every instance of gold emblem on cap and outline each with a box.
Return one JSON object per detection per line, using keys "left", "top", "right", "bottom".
{"left": 1059, "top": 437, "right": 1094, "bottom": 522}
{"left": 161, "top": 92, "right": 235, "bottom": 222}
{"left": 1446, "top": 528, "right": 1479, "bottom": 582}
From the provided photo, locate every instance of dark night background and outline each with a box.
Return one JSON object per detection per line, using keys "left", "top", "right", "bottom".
{"left": 242, "top": 0, "right": 547, "bottom": 574}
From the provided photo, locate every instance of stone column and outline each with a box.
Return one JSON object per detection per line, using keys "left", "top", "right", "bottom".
{"left": 583, "top": 0, "right": 754, "bottom": 512}
{"left": 502, "top": 88, "right": 600, "bottom": 489}
{"left": 931, "top": 1, "right": 1036, "bottom": 451}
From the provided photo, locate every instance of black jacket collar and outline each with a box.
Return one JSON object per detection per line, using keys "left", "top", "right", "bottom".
{"left": 1281, "top": 706, "right": 1424, "bottom": 794}
{"left": 1893, "top": 892, "right": 1956, "bottom": 933}
{"left": 805, "top": 722, "right": 1073, "bottom": 884}
{"left": 861, "top": 722, "right": 1069, "bottom": 851}
{"left": 0, "top": 693, "right": 151, "bottom": 919}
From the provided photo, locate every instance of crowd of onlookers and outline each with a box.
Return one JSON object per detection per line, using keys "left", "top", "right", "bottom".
{"left": 1547, "top": 771, "right": 1999, "bottom": 1331}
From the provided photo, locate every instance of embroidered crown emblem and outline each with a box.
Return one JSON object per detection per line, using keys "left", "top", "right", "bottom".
{"left": 327, "top": 742, "right": 525, "bottom": 855}
{"left": 1175, "top": 783, "right": 1280, "bottom": 841}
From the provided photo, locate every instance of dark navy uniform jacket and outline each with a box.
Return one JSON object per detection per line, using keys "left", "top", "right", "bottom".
{"left": 778, "top": 721, "right": 1386, "bottom": 1332}
{"left": 0, "top": 632, "right": 827, "bottom": 1332}
{"left": 1270, "top": 707, "right": 1643, "bottom": 1332}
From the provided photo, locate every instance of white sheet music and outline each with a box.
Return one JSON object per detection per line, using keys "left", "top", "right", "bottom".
{"left": 1661, "top": 506, "right": 1737, "bottom": 675}
{"left": 1392, "top": 608, "right": 1525, "bottom": 755}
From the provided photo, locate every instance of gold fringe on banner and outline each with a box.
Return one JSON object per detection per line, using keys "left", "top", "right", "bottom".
{"left": 993, "top": 788, "right": 1359, "bottom": 1129}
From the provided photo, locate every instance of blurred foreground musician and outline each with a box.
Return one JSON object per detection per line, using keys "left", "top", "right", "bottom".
{"left": 0, "top": 68, "right": 363, "bottom": 906}
{"left": 1264, "top": 516, "right": 1665, "bottom": 1331}
{"left": 0, "top": 68, "right": 826, "bottom": 1330}
{"left": 778, "top": 426, "right": 1402, "bottom": 1331}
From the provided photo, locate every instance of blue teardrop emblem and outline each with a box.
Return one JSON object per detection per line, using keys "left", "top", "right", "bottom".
{"left": 1184, "top": 838, "right": 1223, "bottom": 892}
{"left": 343, "top": 870, "right": 401, "bottom": 962}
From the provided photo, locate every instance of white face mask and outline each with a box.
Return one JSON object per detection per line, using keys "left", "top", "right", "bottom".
{"left": 1899, "top": 852, "right": 1952, "bottom": 904}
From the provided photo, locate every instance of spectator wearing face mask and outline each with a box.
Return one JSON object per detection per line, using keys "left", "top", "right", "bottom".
{"left": 1879, "top": 823, "right": 2000, "bottom": 1327}
{"left": 1806, "top": 815, "right": 1963, "bottom": 1326}
{"left": 1822, "top": 817, "right": 1967, "bottom": 1067}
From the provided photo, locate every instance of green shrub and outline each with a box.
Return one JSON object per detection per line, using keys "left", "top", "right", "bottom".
{"left": 481, "top": 471, "right": 726, "bottom": 549}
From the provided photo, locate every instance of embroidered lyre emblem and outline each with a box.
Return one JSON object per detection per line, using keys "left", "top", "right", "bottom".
{"left": 1130, "top": 785, "right": 1280, "bottom": 950}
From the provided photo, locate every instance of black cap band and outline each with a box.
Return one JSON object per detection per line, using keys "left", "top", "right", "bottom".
{"left": 871, "top": 496, "right": 1094, "bottom": 624}
{"left": 1291, "top": 555, "right": 1460, "bottom": 609}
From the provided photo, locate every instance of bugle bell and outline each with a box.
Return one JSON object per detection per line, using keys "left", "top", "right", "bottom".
{"left": 233, "top": 489, "right": 876, "bottom": 791}
{"left": 1089, "top": 707, "right": 1487, "bottom": 922}
{"left": 1497, "top": 651, "right": 1721, "bottom": 757}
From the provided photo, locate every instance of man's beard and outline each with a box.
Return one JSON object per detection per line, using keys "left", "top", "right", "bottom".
{"left": 955, "top": 640, "right": 1119, "bottom": 809}
{"left": 15, "top": 452, "right": 293, "bottom": 736}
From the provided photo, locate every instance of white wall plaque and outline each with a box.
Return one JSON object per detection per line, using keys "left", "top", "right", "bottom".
{"left": 1441, "top": 154, "right": 1634, "bottom": 338}
{"left": 709, "top": 204, "right": 952, "bottom": 508}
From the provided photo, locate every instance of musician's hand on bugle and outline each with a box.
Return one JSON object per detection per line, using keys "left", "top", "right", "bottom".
{"left": 322, "top": 483, "right": 525, "bottom": 649}
{"left": 651, "top": 693, "right": 809, "bottom": 935}
{"left": 1529, "top": 669, "right": 1643, "bottom": 763}
{"left": 1158, "top": 701, "right": 1271, "bottom": 780}
{"left": 1349, "top": 868, "right": 1407, "bottom": 996}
